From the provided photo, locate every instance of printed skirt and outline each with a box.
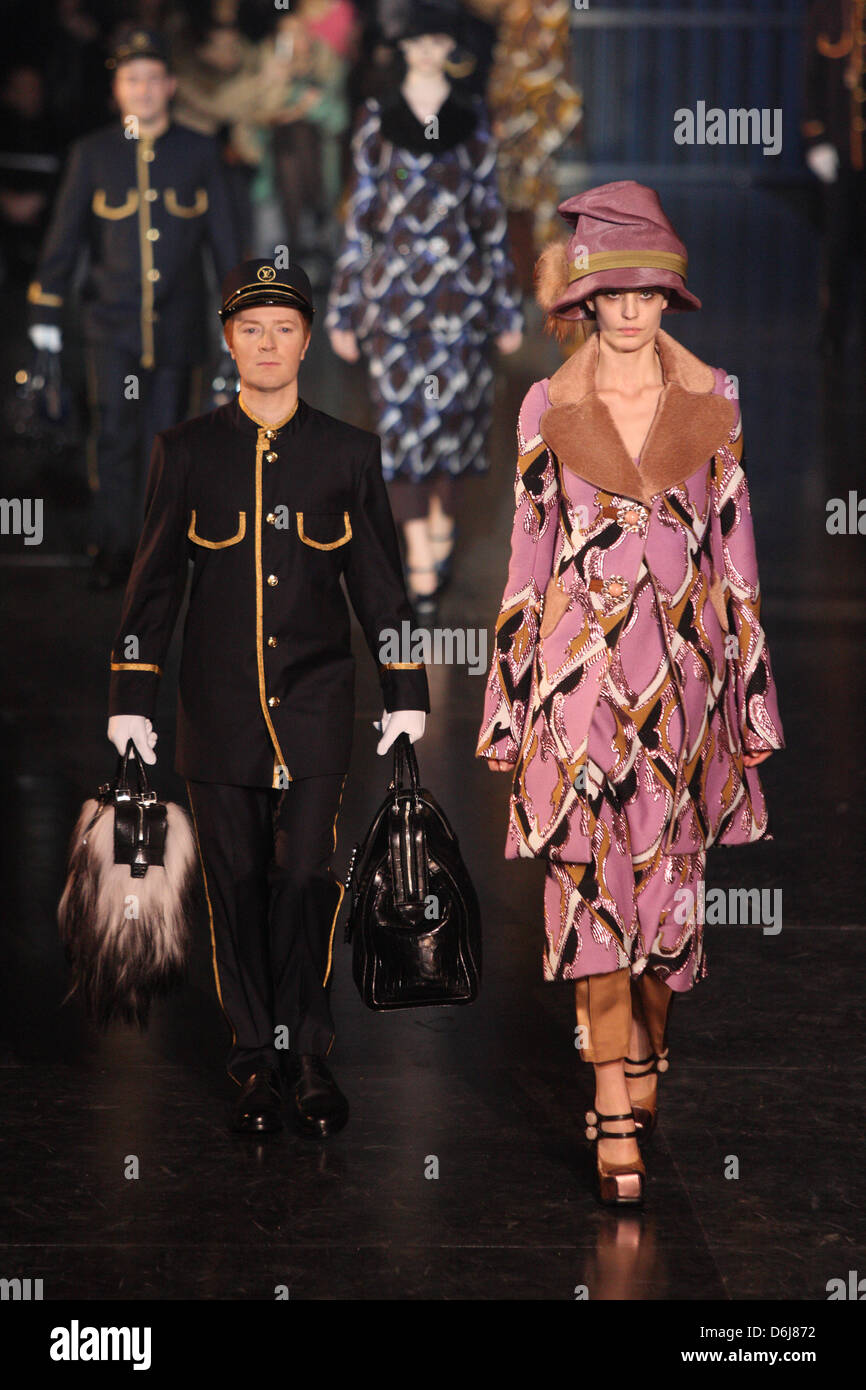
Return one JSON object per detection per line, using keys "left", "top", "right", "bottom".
{"left": 542, "top": 680, "right": 708, "bottom": 989}
{"left": 363, "top": 327, "right": 494, "bottom": 481}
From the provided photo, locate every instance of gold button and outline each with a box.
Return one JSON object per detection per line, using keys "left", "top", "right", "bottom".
{"left": 145, "top": 188, "right": 158, "bottom": 202}
{"left": 267, "top": 574, "right": 278, "bottom": 586}
{"left": 146, "top": 268, "right": 160, "bottom": 282}
{"left": 265, "top": 451, "right": 278, "bottom": 463}
{"left": 265, "top": 430, "right": 276, "bottom": 440}
{"left": 142, "top": 148, "right": 155, "bottom": 162}
{"left": 268, "top": 695, "right": 280, "bottom": 708}
{"left": 146, "top": 228, "right": 159, "bottom": 241}
{"left": 267, "top": 635, "right": 278, "bottom": 647}
{"left": 266, "top": 512, "right": 276, "bottom": 524}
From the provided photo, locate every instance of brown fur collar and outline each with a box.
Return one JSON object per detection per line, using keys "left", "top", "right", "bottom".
{"left": 539, "top": 328, "right": 735, "bottom": 504}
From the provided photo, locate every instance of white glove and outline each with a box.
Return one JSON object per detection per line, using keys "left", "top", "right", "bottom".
{"left": 806, "top": 142, "right": 839, "bottom": 184}
{"left": 29, "top": 324, "right": 62, "bottom": 353}
{"left": 107, "top": 714, "right": 158, "bottom": 765}
{"left": 374, "top": 709, "right": 426, "bottom": 754}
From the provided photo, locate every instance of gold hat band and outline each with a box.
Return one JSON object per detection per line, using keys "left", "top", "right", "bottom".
{"left": 568, "top": 250, "right": 688, "bottom": 283}
{"left": 221, "top": 282, "right": 313, "bottom": 316}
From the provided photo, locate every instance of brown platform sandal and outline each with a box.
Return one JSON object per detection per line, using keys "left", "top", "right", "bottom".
{"left": 624, "top": 1048, "right": 669, "bottom": 1141}
{"left": 584, "top": 1105, "right": 646, "bottom": 1206}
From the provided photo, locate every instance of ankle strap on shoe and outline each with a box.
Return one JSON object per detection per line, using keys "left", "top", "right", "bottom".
{"left": 585, "top": 1108, "right": 639, "bottom": 1141}
{"left": 625, "top": 1050, "right": 670, "bottom": 1076}
{"left": 624, "top": 1055, "right": 657, "bottom": 1077}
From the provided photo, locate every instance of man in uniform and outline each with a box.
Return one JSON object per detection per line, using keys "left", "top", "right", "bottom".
{"left": 107, "top": 257, "right": 429, "bottom": 1137}
{"left": 27, "top": 26, "right": 240, "bottom": 588}
{"left": 802, "top": 0, "right": 866, "bottom": 355}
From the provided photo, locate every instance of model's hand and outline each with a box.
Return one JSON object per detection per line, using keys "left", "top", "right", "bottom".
{"left": 496, "top": 329, "right": 522, "bottom": 355}
{"left": 272, "top": 89, "right": 323, "bottom": 123}
{"left": 806, "top": 142, "right": 838, "bottom": 183}
{"left": 28, "top": 324, "right": 62, "bottom": 353}
{"left": 107, "top": 714, "right": 157, "bottom": 765}
{"left": 743, "top": 750, "right": 773, "bottom": 768}
{"left": 374, "top": 709, "right": 426, "bottom": 754}
{"left": 486, "top": 757, "right": 515, "bottom": 772}
{"left": 329, "top": 328, "right": 360, "bottom": 362}
{"left": 261, "top": 51, "right": 293, "bottom": 87}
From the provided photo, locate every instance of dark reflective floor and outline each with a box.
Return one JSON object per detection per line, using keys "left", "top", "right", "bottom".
{"left": 1, "top": 183, "right": 865, "bottom": 1300}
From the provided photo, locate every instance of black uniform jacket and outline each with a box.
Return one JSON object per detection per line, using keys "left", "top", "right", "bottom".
{"left": 108, "top": 395, "right": 430, "bottom": 787}
{"left": 28, "top": 120, "right": 239, "bottom": 367}
{"left": 802, "top": 0, "right": 866, "bottom": 171}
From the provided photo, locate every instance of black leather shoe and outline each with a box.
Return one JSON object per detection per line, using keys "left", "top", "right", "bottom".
{"left": 283, "top": 1053, "right": 348, "bottom": 1138}
{"left": 228, "top": 1068, "right": 283, "bottom": 1134}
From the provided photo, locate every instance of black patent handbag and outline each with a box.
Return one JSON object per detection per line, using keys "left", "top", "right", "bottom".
{"left": 109, "top": 738, "right": 168, "bottom": 875}
{"left": 344, "top": 732, "right": 482, "bottom": 1009}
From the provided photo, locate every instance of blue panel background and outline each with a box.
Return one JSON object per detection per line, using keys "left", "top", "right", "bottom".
{"left": 566, "top": 1, "right": 805, "bottom": 181}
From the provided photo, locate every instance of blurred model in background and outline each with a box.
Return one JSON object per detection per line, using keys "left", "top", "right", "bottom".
{"left": 802, "top": 0, "right": 866, "bottom": 357}
{"left": 466, "top": 0, "right": 582, "bottom": 293}
{"left": 325, "top": 0, "right": 523, "bottom": 618}
{"left": 26, "top": 25, "right": 239, "bottom": 589}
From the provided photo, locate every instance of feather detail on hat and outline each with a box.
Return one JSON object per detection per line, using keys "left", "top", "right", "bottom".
{"left": 534, "top": 240, "right": 596, "bottom": 346}
{"left": 533, "top": 240, "right": 571, "bottom": 314}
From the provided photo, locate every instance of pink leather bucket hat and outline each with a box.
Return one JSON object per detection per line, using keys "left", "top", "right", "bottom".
{"left": 535, "top": 180, "right": 701, "bottom": 322}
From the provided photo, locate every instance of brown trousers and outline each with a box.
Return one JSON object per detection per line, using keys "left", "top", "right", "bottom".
{"left": 575, "top": 967, "right": 672, "bottom": 1064}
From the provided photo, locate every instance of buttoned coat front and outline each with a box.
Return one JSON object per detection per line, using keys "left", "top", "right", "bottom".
{"left": 108, "top": 395, "right": 429, "bottom": 787}
{"left": 28, "top": 121, "right": 239, "bottom": 368}
{"left": 476, "top": 328, "right": 784, "bottom": 864}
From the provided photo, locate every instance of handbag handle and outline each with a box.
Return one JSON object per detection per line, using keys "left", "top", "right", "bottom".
{"left": 391, "top": 730, "right": 420, "bottom": 801}
{"left": 115, "top": 738, "right": 152, "bottom": 800}
{"left": 388, "top": 732, "right": 428, "bottom": 908}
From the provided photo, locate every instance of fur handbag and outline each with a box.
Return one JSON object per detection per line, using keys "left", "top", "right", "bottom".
{"left": 57, "top": 739, "right": 197, "bottom": 1028}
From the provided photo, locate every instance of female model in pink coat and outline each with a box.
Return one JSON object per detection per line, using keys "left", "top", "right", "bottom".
{"left": 476, "top": 182, "right": 784, "bottom": 1205}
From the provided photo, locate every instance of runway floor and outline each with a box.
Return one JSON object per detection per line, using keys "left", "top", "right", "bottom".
{"left": 1, "top": 182, "right": 865, "bottom": 1302}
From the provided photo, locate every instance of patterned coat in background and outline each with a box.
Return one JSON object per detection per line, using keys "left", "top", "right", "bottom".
{"left": 484, "top": 0, "right": 583, "bottom": 248}
{"left": 475, "top": 328, "right": 785, "bottom": 874}
{"left": 324, "top": 87, "right": 524, "bottom": 480}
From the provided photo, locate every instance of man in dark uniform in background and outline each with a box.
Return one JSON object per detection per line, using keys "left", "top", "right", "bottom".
{"left": 107, "top": 257, "right": 429, "bottom": 1138}
{"left": 27, "top": 26, "right": 240, "bottom": 588}
{"left": 802, "top": 0, "right": 866, "bottom": 355}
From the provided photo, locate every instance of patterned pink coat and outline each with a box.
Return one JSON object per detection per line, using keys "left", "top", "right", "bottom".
{"left": 475, "top": 328, "right": 785, "bottom": 865}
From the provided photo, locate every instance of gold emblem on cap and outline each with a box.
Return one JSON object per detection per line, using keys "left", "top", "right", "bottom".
{"left": 257, "top": 266, "right": 277, "bottom": 282}
{"left": 132, "top": 31, "right": 149, "bottom": 48}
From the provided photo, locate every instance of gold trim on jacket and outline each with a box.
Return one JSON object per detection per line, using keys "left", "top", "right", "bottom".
{"left": 92, "top": 188, "right": 140, "bottom": 219}
{"left": 253, "top": 426, "right": 292, "bottom": 788}
{"left": 188, "top": 509, "right": 247, "bottom": 548}
{"left": 110, "top": 660, "right": 163, "bottom": 674}
{"left": 27, "top": 280, "right": 63, "bottom": 307}
{"left": 135, "top": 137, "right": 156, "bottom": 368}
{"left": 164, "top": 186, "right": 208, "bottom": 218}
{"left": 296, "top": 511, "right": 352, "bottom": 549}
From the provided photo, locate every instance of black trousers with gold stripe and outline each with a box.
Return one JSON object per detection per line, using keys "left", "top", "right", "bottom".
{"left": 86, "top": 341, "right": 192, "bottom": 554}
{"left": 185, "top": 773, "right": 346, "bottom": 1086}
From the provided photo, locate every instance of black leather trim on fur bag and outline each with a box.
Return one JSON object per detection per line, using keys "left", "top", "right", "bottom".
{"left": 344, "top": 732, "right": 481, "bottom": 1010}
{"left": 57, "top": 740, "right": 196, "bottom": 1028}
